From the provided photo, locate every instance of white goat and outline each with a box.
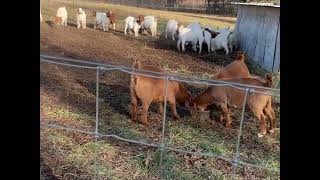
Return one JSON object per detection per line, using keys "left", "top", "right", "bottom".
{"left": 76, "top": 8, "right": 86, "bottom": 29}
{"left": 93, "top": 12, "right": 109, "bottom": 31}
{"left": 217, "top": 27, "right": 237, "bottom": 53}
{"left": 177, "top": 24, "right": 204, "bottom": 53}
{"left": 56, "top": 6, "right": 67, "bottom": 26}
{"left": 124, "top": 16, "right": 141, "bottom": 36}
{"left": 140, "top": 16, "right": 157, "bottom": 37}
{"left": 185, "top": 22, "right": 205, "bottom": 53}
{"left": 165, "top": 19, "right": 179, "bottom": 40}
{"left": 210, "top": 30, "right": 231, "bottom": 55}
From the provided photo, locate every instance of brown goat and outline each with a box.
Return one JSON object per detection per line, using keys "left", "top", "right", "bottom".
{"left": 130, "top": 60, "right": 192, "bottom": 125}
{"left": 190, "top": 75, "right": 275, "bottom": 137}
{"left": 215, "top": 51, "right": 250, "bottom": 79}
{"left": 106, "top": 11, "right": 116, "bottom": 30}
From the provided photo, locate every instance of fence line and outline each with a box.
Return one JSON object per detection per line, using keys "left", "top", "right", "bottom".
{"left": 40, "top": 55, "right": 280, "bottom": 179}
{"left": 40, "top": 54, "right": 280, "bottom": 97}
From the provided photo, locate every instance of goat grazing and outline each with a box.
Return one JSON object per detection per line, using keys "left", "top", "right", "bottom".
{"left": 190, "top": 75, "right": 275, "bottom": 137}
{"left": 130, "top": 60, "right": 192, "bottom": 125}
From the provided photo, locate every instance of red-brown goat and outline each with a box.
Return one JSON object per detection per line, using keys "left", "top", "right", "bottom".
{"left": 130, "top": 60, "right": 192, "bottom": 125}
{"left": 215, "top": 51, "right": 250, "bottom": 79}
{"left": 190, "top": 75, "right": 275, "bottom": 137}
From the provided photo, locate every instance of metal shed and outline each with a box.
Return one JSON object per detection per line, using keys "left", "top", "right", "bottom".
{"left": 231, "top": 2, "right": 280, "bottom": 73}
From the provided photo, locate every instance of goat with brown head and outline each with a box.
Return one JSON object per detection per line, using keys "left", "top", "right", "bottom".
{"left": 136, "top": 15, "right": 144, "bottom": 24}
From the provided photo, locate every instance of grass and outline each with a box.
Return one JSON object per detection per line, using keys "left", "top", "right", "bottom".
{"left": 41, "top": 86, "right": 279, "bottom": 179}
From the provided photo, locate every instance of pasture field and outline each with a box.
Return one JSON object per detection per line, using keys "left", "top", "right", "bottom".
{"left": 40, "top": 0, "right": 280, "bottom": 179}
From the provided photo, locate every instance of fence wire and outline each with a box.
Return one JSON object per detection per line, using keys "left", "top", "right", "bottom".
{"left": 40, "top": 55, "right": 280, "bottom": 179}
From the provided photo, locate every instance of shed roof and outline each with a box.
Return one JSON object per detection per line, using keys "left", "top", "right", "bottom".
{"left": 231, "top": 2, "right": 280, "bottom": 8}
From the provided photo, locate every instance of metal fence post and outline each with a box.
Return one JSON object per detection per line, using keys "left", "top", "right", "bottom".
{"left": 94, "top": 66, "right": 101, "bottom": 180}
{"left": 231, "top": 88, "right": 250, "bottom": 180}
{"left": 159, "top": 76, "right": 169, "bottom": 179}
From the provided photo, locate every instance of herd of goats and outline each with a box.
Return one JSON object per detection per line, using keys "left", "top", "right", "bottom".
{"left": 41, "top": 6, "right": 279, "bottom": 138}
{"left": 41, "top": 6, "right": 236, "bottom": 55}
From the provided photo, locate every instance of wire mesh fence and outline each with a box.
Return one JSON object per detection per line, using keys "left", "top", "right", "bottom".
{"left": 40, "top": 54, "right": 280, "bottom": 179}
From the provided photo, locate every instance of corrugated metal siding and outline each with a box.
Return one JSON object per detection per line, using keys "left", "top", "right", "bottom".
{"left": 235, "top": 5, "right": 280, "bottom": 73}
